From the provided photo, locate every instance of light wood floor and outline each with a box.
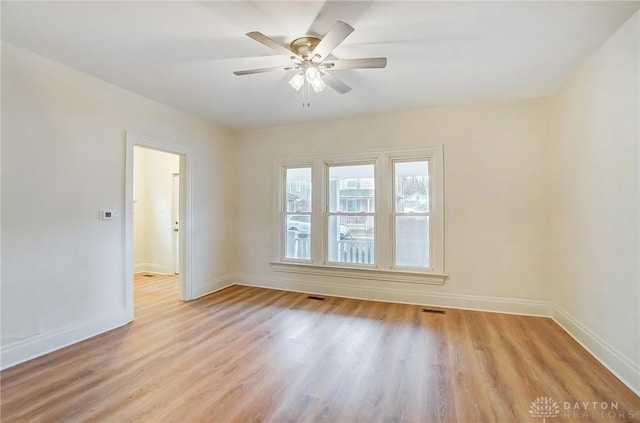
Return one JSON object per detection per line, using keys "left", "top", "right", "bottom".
{"left": 1, "top": 275, "right": 638, "bottom": 422}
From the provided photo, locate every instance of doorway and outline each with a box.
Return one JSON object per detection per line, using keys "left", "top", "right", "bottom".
{"left": 125, "top": 132, "right": 192, "bottom": 321}
{"left": 133, "top": 146, "right": 179, "bottom": 290}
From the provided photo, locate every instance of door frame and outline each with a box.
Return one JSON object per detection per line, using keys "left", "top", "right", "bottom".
{"left": 124, "top": 132, "right": 193, "bottom": 321}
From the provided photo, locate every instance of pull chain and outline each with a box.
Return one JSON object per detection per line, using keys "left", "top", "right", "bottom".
{"left": 302, "top": 80, "right": 311, "bottom": 107}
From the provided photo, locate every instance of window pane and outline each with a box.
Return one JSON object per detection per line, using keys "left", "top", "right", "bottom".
{"left": 285, "top": 215, "right": 310, "bottom": 260}
{"left": 286, "top": 167, "right": 311, "bottom": 212}
{"left": 329, "top": 164, "right": 375, "bottom": 213}
{"left": 327, "top": 215, "right": 375, "bottom": 264}
{"left": 395, "top": 216, "right": 429, "bottom": 268}
{"left": 395, "top": 161, "right": 429, "bottom": 213}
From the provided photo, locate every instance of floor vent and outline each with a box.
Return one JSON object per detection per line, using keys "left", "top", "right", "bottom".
{"left": 307, "top": 295, "right": 326, "bottom": 301}
{"left": 422, "top": 308, "right": 446, "bottom": 315}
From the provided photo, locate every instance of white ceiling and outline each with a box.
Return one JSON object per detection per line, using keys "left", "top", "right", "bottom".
{"left": 2, "top": 1, "right": 639, "bottom": 129}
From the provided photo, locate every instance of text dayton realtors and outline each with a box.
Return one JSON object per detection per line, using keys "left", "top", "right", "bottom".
{"left": 563, "top": 401, "right": 638, "bottom": 420}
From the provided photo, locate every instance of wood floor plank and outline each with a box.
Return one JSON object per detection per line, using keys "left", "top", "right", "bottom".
{"left": 1, "top": 275, "right": 639, "bottom": 422}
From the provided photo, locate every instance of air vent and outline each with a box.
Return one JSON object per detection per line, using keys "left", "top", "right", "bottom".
{"left": 307, "top": 295, "right": 326, "bottom": 301}
{"left": 422, "top": 308, "right": 446, "bottom": 315}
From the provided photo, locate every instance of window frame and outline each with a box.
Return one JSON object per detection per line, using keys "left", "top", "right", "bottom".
{"left": 325, "top": 160, "right": 377, "bottom": 268}
{"left": 391, "top": 157, "right": 432, "bottom": 272}
{"left": 272, "top": 147, "right": 446, "bottom": 285}
{"left": 281, "top": 164, "right": 313, "bottom": 263}
{"left": 387, "top": 148, "right": 444, "bottom": 277}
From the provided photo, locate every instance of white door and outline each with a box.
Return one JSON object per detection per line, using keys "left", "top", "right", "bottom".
{"left": 171, "top": 173, "right": 180, "bottom": 275}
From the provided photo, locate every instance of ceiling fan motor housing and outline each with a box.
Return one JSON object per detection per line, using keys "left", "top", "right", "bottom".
{"left": 290, "top": 37, "right": 321, "bottom": 60}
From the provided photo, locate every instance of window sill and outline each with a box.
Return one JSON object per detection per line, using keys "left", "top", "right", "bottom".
{"left": 270, "top": 262, "right": 447, "bottom": 286}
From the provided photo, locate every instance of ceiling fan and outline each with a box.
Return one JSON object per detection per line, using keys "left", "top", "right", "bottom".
{"left": 233, "top": 20, "right": 387, "bottom": 105}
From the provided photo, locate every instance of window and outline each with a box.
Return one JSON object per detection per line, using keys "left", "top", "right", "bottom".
{"left": 327, "top": 164, "right": 375, "bottom": 265}
{"left": 394, "top": 160, "right": 429, "bottom": 268}
{"left": 283, "top": 167, "right": 311, "bottom": 261}
{"left": 273, "top": 147, "right": 445, "bottom": 284}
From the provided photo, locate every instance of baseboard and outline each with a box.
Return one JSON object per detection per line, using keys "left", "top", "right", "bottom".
{"left": 192, "top": 274, "right": 236, "bottom": 299}
{"left": 0, "top": 310, "right": 130, "bottom": 370}
{"left": 134, "top": 263, "right": 170, "bottom": 274}
{"left": 551, "top": 305, "right": 640, "bottom": 396}
{"left": 235, "top": 273, "right": 551, "bottom": 317}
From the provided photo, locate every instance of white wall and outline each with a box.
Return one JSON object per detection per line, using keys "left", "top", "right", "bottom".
{"left": 133, "top": 146, "right": 180, "bottom": 274}
{"left": 235, "top": 98, "right": 552, "bottom": 314}
{"left": 549, "top": 11, "right": 639, "bottom": 392}
{"left": 1, "top": 42, "right": 237, "bottom": 367}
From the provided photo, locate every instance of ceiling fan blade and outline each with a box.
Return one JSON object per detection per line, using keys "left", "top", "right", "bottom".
{"left": 307, "top": 2, "right": 372, "bottom": 39}
{"left": 233, "top": 66, "right": 293, "bottom": 76}
{"left": 311, "top": 20, "right": 354, "bottom": 62}
{"left": 323, "top": 57, "right": 387, "bottom": 71}
{"left": 246, "top": 31, "right": 301, "bottom": 60}
{"left": 321, "top": 71, "right": 351, "bottom": 95}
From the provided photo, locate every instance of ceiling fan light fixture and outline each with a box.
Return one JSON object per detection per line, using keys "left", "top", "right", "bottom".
{"left": 305, "top": 67, "right": 326, "bottom": 93}
{"left": 309, "top": 76, "right": 326, "bottom": 93}
{"left": 288, "top": 71, "right": 305, "bottom": 91}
